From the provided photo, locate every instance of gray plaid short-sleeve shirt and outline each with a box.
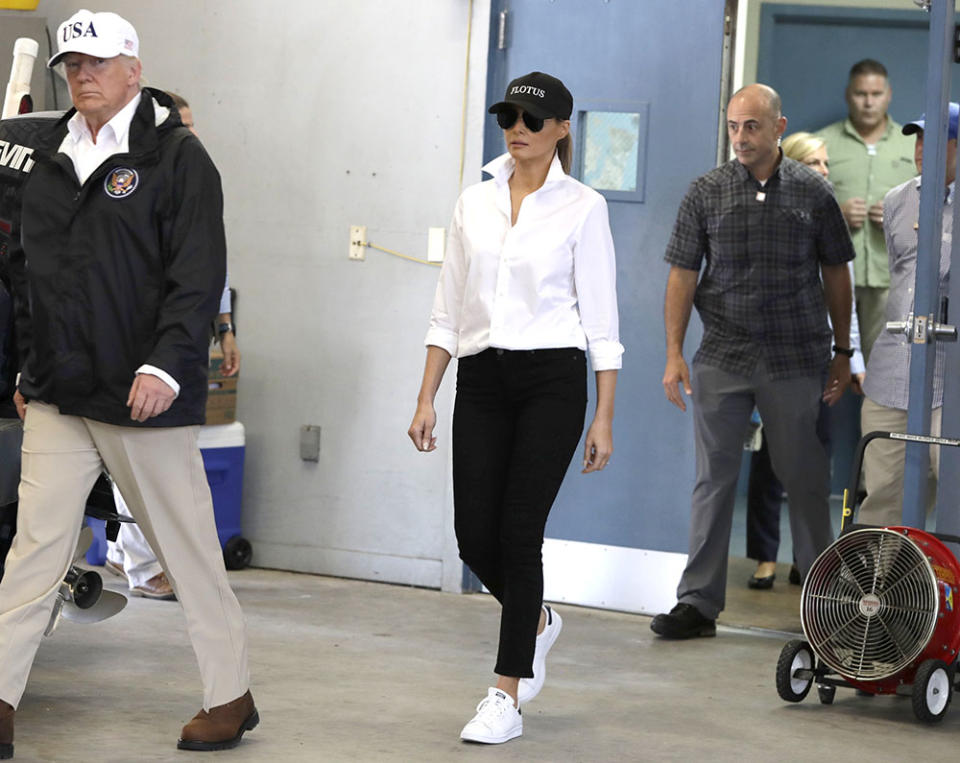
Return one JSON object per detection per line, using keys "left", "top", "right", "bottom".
{"left": 664, "top": 157, "right": 855, "bottom": 379}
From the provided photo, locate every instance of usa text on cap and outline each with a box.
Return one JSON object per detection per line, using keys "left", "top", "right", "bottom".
{"left": 48, "top": 9, "right": 139, "bottom": 68}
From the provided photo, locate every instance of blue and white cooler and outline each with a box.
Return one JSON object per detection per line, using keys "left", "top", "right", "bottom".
{"left": 198, "top": 421, "right": 251, "bottom": 569}
{"left": 85, "top": 421, "right": 251, "bottom": 569}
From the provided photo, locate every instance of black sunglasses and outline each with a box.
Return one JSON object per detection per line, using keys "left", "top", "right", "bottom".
{"left": 496, "top": 108, "right": 546, "bottom": 132}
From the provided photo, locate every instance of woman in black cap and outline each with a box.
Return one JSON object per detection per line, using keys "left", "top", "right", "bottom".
{"left": 408, "top": 71, "right": 622, "bottom": 744}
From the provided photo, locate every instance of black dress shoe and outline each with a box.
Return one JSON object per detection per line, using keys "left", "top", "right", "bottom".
{"left": 650, "top": 603, "right": 716, "bottom": 639}
{"left": 748, "top": 574, "right": 775, "bottom": 590}
{"left": 789, "top": 565, "right": 802, "bottom": 585}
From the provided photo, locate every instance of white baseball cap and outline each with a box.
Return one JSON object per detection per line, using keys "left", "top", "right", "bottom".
{"left": 48, "top": 9, "right": 139, "bottom": 68}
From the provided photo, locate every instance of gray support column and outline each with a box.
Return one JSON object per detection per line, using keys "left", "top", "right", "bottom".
{"left": 903, "top": 0, "right": 954, "bottom": 528}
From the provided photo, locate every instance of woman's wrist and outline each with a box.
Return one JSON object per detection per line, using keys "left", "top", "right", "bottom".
{"left": 591, "top": 409, "right": 614, "bottom": 426}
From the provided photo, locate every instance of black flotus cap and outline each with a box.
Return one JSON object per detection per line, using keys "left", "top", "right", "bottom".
{"left": 487, "top": 72, "right": 573, "bottom": 120}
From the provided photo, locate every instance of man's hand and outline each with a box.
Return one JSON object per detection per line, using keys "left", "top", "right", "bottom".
{"left": 841, "top": 197, "right": 867, "bottom": 230}
{"left": 220, "top": 332, "right": 240, "bottom": 377}
{"left": 850, "top": 372, "right": 865, "bottom": 396}
{"left": 663, "top": 354, "right": 692, "bottom": 412}
{"left": 13, "top": 389, "right": 26, "bottom": 421}
{"left": 868, "top": 201, "right": 884, "bottom": 227}
{"left": 126, "top": 374, "right": 176, "bottom": 422}
{"left": 822, "top": 355, "right": 852, "bottom": 406}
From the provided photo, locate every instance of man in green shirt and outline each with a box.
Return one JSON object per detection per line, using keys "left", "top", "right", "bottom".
{"left": 817, "top": 59, "right": 915, "bottom": 361}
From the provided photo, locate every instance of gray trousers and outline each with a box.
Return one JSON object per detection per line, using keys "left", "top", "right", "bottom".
{"left": 677, "top": 360, "right": 834, "bottom": 619}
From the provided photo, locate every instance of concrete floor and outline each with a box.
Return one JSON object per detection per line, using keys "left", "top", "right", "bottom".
{"left": 11, "top": 565, "right": 960, "bottom": 762}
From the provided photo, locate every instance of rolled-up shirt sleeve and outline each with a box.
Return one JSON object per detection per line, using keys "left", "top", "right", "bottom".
{"left": 573, "top": 195, "right": 623, "bottom": 371}
{"left": 424, "top": 197, "right": 466, "bottom": 356}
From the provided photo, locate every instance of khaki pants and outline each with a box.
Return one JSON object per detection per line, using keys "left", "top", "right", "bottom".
{"left": 0, "top": 402, "right": 249, "bottom": 709}
{"left": 855, "top": 285, "right": 889, "bottom": 364}
{"left": 859, "top": 397, "right": 941, "bottom": 527}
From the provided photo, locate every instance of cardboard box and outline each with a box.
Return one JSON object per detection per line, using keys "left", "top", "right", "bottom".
{"left": 206, "top": 347, "right": 238, "bottom": 425}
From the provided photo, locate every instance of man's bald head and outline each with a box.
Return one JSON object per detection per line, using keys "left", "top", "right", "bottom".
{"left": 726, "top": 83, "right": 787, "bottom": 181}
{"left": 729, "top": 84, "right": 782, "bottom": 120}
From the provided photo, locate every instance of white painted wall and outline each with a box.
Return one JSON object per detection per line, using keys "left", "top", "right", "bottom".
{"left": 14, "top": 0, "right": 491, "bottom": 591}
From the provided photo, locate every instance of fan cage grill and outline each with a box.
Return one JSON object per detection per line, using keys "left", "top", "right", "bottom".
{"left": 801, "top": 529, "right": 939, "bottom": 680}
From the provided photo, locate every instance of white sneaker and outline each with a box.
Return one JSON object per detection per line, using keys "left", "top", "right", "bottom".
{"left": 460, "top": 687, "right": 522, "bottom": 744}
{"left": 518, "top": 605, "right": 562, "bottom": 704}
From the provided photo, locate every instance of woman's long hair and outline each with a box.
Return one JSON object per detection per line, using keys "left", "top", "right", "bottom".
{"left": 557, "top": 134, "right": 573, "bottom": 174}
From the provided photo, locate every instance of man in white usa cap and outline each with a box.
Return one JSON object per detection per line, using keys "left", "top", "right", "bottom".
{"left": 0, "top": 9, "right": 256, "bottom": 757}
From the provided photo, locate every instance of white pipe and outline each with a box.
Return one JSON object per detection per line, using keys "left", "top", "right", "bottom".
{"left": 2, "top": 38, "right": 40, "bottom": 119}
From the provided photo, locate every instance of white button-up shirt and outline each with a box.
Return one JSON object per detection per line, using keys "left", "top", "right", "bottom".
{"left": 58, "top": 91, "right": 181, "bottom": 396}
{"left": 426, "top": 152, "right": 623, "bottom": 371}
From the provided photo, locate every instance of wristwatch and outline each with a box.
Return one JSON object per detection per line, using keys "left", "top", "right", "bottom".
{"left": 832, "top": 345, "right": 854, "bottom": 358}
{"left": 217, "top": 322, "right": 235, "bottom": 337}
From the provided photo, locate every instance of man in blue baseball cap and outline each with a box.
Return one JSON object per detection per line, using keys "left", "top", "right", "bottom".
{"left": 901, "top": 100, "right": 960, "bottom": 143}
{"left": 858, "top": 102, "right": 959, "bottom": 526}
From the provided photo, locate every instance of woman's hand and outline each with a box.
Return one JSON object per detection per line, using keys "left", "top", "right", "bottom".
{"left": 582, "top": 417, "right": 612, "bottom": 473}
{"left": 408, "top": 402, "right": 438, "bottom": 452}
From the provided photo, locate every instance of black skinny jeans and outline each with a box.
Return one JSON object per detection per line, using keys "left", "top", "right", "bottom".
{"left": 453, "top": 347, "right": 587, "bottom": 678}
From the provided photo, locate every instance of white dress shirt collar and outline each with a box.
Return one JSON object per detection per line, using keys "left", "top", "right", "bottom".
{"left": 65, "top": 89, "right": 142, "bottom": 152}
{"left": 482, "top": 150, "right": 568, "bottom": 188}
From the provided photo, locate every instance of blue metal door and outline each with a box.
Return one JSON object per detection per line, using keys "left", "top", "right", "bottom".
{"left": 483, "top": 1, "right": 727, "bottom": 612}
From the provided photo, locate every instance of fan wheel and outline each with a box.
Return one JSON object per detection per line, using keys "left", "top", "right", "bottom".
{"left": 776, "top": 640, "right": 814, "bottom": 702}
{"left": 224, "top": 536, "right": 252, "bottom": 570}
{"left": 912, "top": 659, "right": 952, "bottom": 723}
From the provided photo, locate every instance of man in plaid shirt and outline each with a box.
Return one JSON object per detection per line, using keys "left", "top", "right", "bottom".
{"left": 651, "top": 84, "right": 855, "bottom": 639}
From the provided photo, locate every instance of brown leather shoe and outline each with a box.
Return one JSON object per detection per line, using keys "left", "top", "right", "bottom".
{"left": 177, "top": 690, "right": 258, "bottom": 751}
{"left": 0, "top": 700, "right": 13, "bottom": 760}
{"left": 130, "top": 572, "right": 176, "bottom": 600}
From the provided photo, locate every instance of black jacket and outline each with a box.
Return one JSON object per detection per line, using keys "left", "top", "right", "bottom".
{"left": 14, "top": 88, "right": 225, "bottom": 426}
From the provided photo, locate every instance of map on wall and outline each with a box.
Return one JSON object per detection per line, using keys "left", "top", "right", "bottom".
{"left": 581, "top": 111, "right": 641, "bottom": 193}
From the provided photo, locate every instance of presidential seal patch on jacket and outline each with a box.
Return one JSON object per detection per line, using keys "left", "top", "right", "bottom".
{"left": 104, "top": 167, "right": 138, "bottom": 198}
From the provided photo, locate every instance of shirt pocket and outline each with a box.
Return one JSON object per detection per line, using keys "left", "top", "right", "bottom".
{"left": 771, "top": 206, "right": 815, "bottom": 264}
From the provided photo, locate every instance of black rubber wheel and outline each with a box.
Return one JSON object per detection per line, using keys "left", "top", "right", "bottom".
{"left": 72, "top": 570, "right": 103, "bottom": 609}
{"left": 776, "top": 640, "right": 815, "bottom": 702}
{"left": 912, "top": 659, "right": 952, "bottom": 723}
{"left": 224, "top": 536, "right": 252, "bottom": 570}
{"left": 817, "top": 684, "right": 836, "bottom": 705}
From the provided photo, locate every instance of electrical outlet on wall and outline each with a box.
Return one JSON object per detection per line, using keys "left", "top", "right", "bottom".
{"left": 300, "top": 425, "right": 321, "bottom": 462}
{"left": 349, "top": 225, "right": 366, "bottom": 260}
